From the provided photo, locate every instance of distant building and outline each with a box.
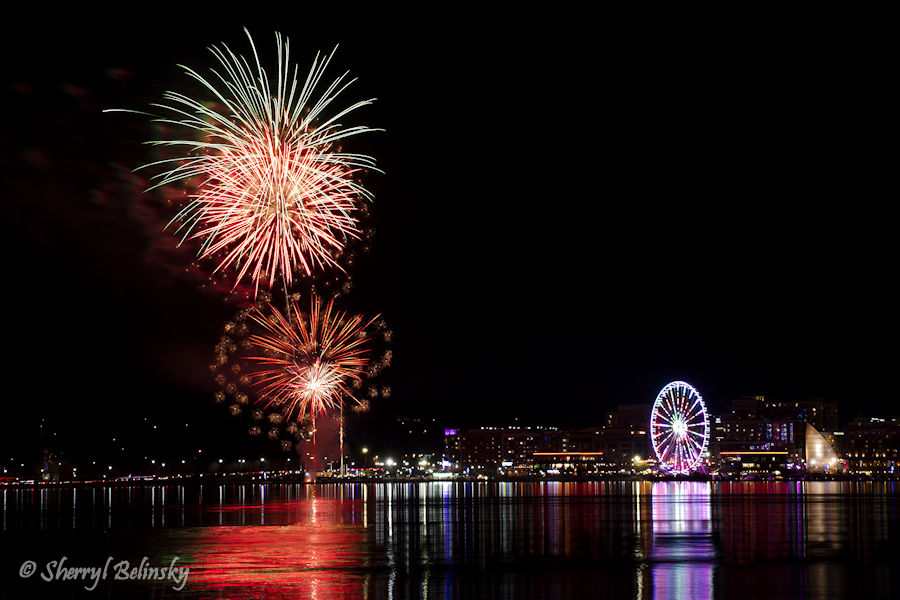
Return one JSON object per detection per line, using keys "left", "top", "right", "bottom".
{"left": 531, "top": 451, "right": 604, "bottom": 475}
{"left": 443, "top": 405, "right": 650, "bottom": 473}
{"left": 839, "top": 417, "right": 900, "bottom": 476}
{"left": 599, "top": 404, "right": 651, "bottom": 468}
{"left": 605, "top": 404, "right": 650, "bottom": 429}
{"left": 443, "top": 428, "right": 462, "bottom": 465}
{"left": 717, "top": 441, "right": 789, "bottom": 478}
{"left": 715, "top": 395, "right": 838, "bottom": 462}
{"left": 442, "top": 426, "right": 560, "bottom": 471}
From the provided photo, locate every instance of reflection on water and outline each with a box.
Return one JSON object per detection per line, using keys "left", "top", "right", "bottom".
{"left": 1, "top": 482, "right": 898, "bottom": 599}
{"left": 649, "top": 482, "right": 714, "bottom": 600}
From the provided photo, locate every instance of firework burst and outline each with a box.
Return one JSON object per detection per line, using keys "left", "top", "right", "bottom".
{"left": 120, "top": 29, "right": 379, "bottom": 293}
{"left": 247, "top": 295, "right": 377, "bottom": 420}
{"left": 211, "top": 291, "right": 392, "bottom": 449}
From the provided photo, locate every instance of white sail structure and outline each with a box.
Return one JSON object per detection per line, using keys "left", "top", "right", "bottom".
{"left": 806, "top": 423, "right": 840, "bottom": 470}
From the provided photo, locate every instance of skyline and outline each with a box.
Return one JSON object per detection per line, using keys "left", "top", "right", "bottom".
{"left": 1, "top": 390, "right": 879, "bottom": 472}
{"left": 1, "top": 13, "right": 890, "bottom": 462}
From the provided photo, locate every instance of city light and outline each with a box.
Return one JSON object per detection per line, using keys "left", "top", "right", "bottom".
{"left": 3, "top": 394, "right": 891, "bottom": 486}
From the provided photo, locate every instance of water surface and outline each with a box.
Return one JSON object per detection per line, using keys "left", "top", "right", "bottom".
{"left": 1, "top": 481, "right": 897, "bottom": 599}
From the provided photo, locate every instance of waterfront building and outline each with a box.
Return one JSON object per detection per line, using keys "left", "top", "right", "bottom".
{"left": 715, "top": 395, "right": 838, "bottom": 462}
{"left": 600, "top": 404, "right": 651, "bottom": 468}
{"left": 839, "top": 417, "right": 900, "bottom": 476}
{"left": 716, "top": 441, "right": 789, "bottom": 479}
{"left": 531, "top": 451, "right": 604, "bottom": 475}
{"left": 442, "top": 409, "right": 647, "bottom": 474}
{"left": 442, "top": 426, "right": 560, "bottom": 472}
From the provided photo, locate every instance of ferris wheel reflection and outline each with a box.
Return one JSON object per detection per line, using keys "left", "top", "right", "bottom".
{"left": 646, "top": 481, "right": 715, "bottom": 600}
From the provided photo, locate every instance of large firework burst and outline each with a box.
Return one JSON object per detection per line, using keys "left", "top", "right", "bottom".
{"left": 247, "top": 295, "right": 377, "bottom": 421}
{"left": 127, "top": 29, "right": 379, "bottom": 293}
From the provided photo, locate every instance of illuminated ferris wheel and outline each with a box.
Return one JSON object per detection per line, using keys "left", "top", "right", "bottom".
{"left": 650, "top": 381, "right": 710, "bottom": 474}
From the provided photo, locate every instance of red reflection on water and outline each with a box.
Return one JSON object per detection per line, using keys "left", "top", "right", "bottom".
{"left": 185, "top": 496, "right": 378, "bottom": 599}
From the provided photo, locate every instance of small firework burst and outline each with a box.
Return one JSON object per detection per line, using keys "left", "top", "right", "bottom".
{"left": 211, "top": 292, "right": 390, "bottom": 450}
{"left": 247, "top": 295, "right": 376, "bottom": 420}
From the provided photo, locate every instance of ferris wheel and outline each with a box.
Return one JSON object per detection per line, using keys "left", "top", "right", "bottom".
{"left": 650, "top": 381, "right": 710, "bottom": 474}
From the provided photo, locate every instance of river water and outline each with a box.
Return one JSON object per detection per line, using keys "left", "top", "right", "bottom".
{"left": 1, "top": 481, "right": 898, "bottom": 599}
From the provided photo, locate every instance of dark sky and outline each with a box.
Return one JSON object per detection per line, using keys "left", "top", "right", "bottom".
{"left": 0, "top": 10, "right": 891, "bottom": 464}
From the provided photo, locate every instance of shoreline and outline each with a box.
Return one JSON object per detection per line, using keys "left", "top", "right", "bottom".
{"left": 3, "top": 473, "right": 896, "bottom": 488}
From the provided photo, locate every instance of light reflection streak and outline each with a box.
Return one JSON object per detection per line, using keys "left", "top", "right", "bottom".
{"left": 442, "top": 482, "right": 452, "bottom": 562}
{"left": 39, "top": 488, "right": 46, "bottom": 530}
{"left": 649, "top": 482, "right": 714, "bottom": 600}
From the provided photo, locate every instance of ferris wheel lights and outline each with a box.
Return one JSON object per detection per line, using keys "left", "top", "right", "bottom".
{"left": 649, "top": 381, "right": 710, "bottom": 474}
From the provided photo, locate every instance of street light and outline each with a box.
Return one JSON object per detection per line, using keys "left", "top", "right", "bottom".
{"left": 362, "top": 447, "right": 369, "bottom": 468}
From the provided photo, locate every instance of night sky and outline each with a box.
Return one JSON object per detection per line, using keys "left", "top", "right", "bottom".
{"left": 0, "top": 11, "right": 891, "bottom": 466}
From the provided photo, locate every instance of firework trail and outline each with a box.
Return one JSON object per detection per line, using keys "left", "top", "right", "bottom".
{"left": 247, "top": 295, "right": 377, "bottom": 421}
{"left": 112, "top": 29, "right": 379, "bottom": 293}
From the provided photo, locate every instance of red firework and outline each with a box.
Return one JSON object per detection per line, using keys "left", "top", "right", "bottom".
{"left": 132, "top": 30, "right": 378, "bottom": 293}
{"left": 246, "top": 296, "right": 376, "bottom": 420}
{"left": 185, "top": 143, "right": 364, "bottom": 291}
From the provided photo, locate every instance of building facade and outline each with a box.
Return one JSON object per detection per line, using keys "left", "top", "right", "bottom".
{"left": 714, "top": 396, "right": 838, "bottom": 462}
{"left": 839, "top": 417, "right": 900, "bottom": 476}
